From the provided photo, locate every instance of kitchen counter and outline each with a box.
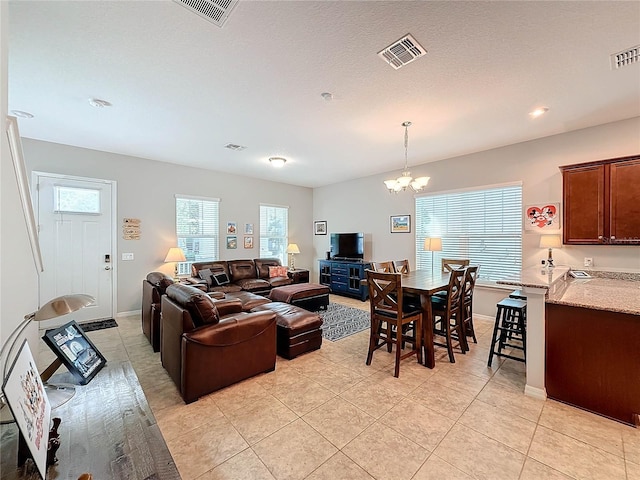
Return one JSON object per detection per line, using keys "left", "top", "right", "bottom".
{"left": 497, "top": 265, "right": 570, "bottom": 290}
{"left": 546, "top": 276, "right": 640, "bottom": 315}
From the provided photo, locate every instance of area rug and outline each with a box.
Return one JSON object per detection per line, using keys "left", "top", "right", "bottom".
{"left": 318, "top": 303, "right": 370, "bottom": 342}
{"left": 46, "top": 318, "right": 118, "bottom": 335}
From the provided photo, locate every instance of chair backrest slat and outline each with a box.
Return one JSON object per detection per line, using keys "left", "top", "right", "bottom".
{"left": 393, "top": 259, "right": 410, "bottom": 274}
{"left": 442, "top": 258, "right": 470, "bottom": 273}
{"left": 371, "top": 261, "right": 396, "bottom": 273}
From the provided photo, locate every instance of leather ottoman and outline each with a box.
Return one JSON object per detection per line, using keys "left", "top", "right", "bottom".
{"left": 252, "top": 302, "right": 323, "bottom": 359}
{"left": 269, "top": 283, "right": 330, "bottom": 311}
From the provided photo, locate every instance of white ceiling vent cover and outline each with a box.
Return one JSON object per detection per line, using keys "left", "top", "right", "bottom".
{"left": 224, "top": 143, "right": 246, "bottom": 151}
{"left": 611, "top": 45, "right": 639, "bottom": 70}
{"left": 378, "top": 34, "right": 427, "bottom": 70}
{"left": 173, "top": 0, "right": 239, "bottom": 28}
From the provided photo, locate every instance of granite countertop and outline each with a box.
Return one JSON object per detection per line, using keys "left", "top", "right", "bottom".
{"left": 546, "top": 275, "right": 640, "bottom": 315}
{"left": 497, "top": 266, "right": 571, "bottom": 289}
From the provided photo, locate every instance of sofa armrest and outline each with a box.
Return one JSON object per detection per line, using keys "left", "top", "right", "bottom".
{"left": 180, "top": 311, "right": 277, "bottom": 403}
{"left": 186, "top": 277, "right": 208, "bottom": 287}
{"left": 207, "top": 291, "right": 225, "bottom": 300}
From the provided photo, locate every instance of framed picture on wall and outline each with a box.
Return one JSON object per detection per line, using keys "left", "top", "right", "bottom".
{"left": 524, "top": 204, "right": 560, "bottom": 231}
{"left": 244, "top": 223, "right": 253, "bottom": 235}
{"left": 244, "top": 236, "right": 253, "bottom": 249}
{"left": 314, "top": 221, "right": 327, "bottom": 235}
{"left": 226, "top": 236, "right": 237, "bottom": 249}
{"left": 226, "top": 222, "right": 237, "bottom": 234}
{"left": 390, "top": 215, "right": 411, "bottom": 233}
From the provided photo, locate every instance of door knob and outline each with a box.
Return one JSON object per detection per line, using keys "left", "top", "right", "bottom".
{"left": 104, "top": 265, "right": 111, "bottom": 270}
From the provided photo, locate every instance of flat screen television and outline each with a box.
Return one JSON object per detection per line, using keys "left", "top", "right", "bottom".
{"left": 330, "top": 232, "right": 364, "bottom": 260}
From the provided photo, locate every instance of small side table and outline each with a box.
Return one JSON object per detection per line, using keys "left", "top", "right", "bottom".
{"left": 288, "top": 269, "right": 309, "bottom": 284}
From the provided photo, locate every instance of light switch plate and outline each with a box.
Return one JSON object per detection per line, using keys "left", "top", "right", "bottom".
{"left": 122, "top": 253, "right": 134, "bottom": 261}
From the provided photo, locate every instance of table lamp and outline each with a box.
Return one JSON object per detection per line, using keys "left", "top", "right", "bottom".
{"left": 539, "top": 234, "right": 562, "bottom": 267}
{"left": 164, "top": 247, "right": 186, "bottom": 281}
{"left": 286, "top": 243, "right": 300, "bottom": 271}
{"left": 0, "top": 293, "right": 95, "bottom": 422}
{"left": 424, "top": 237, "right": 442, "bottom": 277}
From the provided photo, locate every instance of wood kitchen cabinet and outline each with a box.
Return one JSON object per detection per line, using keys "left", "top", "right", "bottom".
{"left": 560, "top": 155, "right": 640, "bottom": 245}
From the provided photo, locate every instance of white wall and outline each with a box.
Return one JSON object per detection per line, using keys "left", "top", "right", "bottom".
{"left": 22, "top": 140, "right": 314, "bottom": 315}
{"left": 0, "top": 3, "right": 41, "bottom": 374}
{"left": 313, "top": 117, "right": 640, "bottom": 313}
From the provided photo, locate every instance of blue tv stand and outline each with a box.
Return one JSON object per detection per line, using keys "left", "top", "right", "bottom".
{"left": 318, "top": 259, "right": 371, "bottom": 301}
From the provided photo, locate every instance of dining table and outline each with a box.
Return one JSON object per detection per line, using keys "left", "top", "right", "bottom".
{"left": 401, "top": 269, "right": 451, "bottom": 369}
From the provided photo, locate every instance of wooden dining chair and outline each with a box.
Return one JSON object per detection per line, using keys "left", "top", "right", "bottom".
{"left": 441, "top": 258, "right": 470, "bottom": 273}
{"left": 371, "top": 261, "right": 396, "bottom": 273}
{"left": 431, "top": 268, "right": 466, "bottom": 363}
{"left": 392, "top": 259, "right": 410, "bottom": 274}
{"left": 365, "top": 270, "right": 422, "bottom": 377}
{"left": 461, "top": 265, "right": 479, "bottom": 347}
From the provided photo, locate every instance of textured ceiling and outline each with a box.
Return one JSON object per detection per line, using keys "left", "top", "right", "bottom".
{"left": 8, "top": 1, "right": 640, "bottom": 188}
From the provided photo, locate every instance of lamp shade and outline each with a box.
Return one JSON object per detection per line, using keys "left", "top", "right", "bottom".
{"left": 33, "top": 294, "right": 95, "bottom": 321}
{"left": 164, "top": 247, "right": 186, "bottom": 263}
{"left": 286, "top": 243, "right": 300, "bottom": 254}
{"left": 539, "top": 235, "right": 562, "bottom": 249}
{"left": 423, "top": 237, "right": 442, "bottom": 252}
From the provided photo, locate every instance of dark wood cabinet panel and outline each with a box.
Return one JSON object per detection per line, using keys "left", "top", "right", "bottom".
{"left": 560, "top": 155, "right": 640, "bottom": 245}
{"left": 546, "top": 303, "right": 640, "bottom": 426}
{"left": 610, "top": 158, "right": 640, "bottom": 242}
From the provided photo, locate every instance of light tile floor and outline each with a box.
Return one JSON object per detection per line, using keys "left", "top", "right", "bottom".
{"left": 39, "top": 295, "right": 640, "bottom": 480}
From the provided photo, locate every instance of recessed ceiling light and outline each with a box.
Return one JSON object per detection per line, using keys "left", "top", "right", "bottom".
{"left": 89, "top": 98, "right": 112, "bottom": 108}
{"left": 269, "top": 157, "right": 287, "bottom": 168}
{"left": 321, "top": 92, "right": 333, "bottom": 101}
{"left": 10, "top": 110, "right": 34, "bottom": 119}
{"left": 529, "top": 107, "right": 549, "bottom": 118}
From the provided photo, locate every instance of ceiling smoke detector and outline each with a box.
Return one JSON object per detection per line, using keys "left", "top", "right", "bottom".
{"left": 89, "top": 98, "right": 112, "bottom": 108}
{"left": 610, "top": 45, "right": 639, "bottom": 70}
{"left": 173, "top": 0, "right": 239, "bottom": 28}
{"left": 378, "top": 34, "right": 427, "bottom": 70}
{"left": 224, "top": 143, "right": 247, "bottom": 151}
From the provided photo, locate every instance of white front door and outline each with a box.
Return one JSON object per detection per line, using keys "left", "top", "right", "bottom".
{"left": 35, "top": 173, "right": 115, "bottom": 329}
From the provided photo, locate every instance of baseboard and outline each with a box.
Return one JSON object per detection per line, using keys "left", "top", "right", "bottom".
{"left": 524, "top": 384, "right": 547, "bottom": 400}
{"left": 117, "top": 309, "right": 141, "bottom": 318}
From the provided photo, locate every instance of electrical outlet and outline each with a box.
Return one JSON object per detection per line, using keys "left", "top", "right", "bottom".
{"left": 122, "top": 253, "right": 134, "bottom": 261}
{"left": 584, "top": 257, "right": 593, "bottom": 267}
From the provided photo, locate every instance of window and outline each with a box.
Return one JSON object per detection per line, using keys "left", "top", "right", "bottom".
{"left": 415, "top": 183, "right": 522, "bottom": 282}
{"left": 259, "top": 204, "right": 288, "bottom": 265}
{"left": 54, "top": 186, "right": 100, "bottom": 214}
{"left": 175, "top": 195, "right": 220, "bottom": 275}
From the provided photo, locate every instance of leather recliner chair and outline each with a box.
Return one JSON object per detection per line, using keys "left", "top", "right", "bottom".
{"left": 141, "top": 272, "right": 174, "bottom": 352}
{"left": 160, "top": 283, "right": 277, "bottom": 404}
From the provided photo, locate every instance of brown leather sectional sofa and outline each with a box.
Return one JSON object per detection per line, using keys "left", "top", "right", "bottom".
{"left": 187, "top": 258, "right": 292, "bottom": 294}
{"left": 161, "top": 283, "right": 277, "bottom": 404}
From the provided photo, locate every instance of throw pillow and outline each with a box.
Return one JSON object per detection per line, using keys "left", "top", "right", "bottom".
{"left": 269, "top": 265, "right": 289, "bottom": 278}
{"left": 211, "top": 272, "right": 230, "bottom": 286}
{"left": 198, "top": 268, "right": 214, "bottom": 286}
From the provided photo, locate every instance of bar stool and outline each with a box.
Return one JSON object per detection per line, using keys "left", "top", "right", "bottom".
{"left": 487, "top": 297, "right": 527, "bottom": 367}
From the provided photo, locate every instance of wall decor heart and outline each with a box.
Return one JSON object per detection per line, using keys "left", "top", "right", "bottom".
{"left": 525, "top": 203, "right": 560, "bottom": 230}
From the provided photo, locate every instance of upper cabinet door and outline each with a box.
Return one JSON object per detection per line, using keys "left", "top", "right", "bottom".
{"left": 561, "top": 155, "right": 640, "bottom": 245}
{"left": 609, "top": 159, "right": 640, "bottom": 243}
{"left": 562, "top": 164, "right": 605, "bottom": 244}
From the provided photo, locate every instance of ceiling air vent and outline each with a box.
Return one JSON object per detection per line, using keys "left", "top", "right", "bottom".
{"left": 173, "top": 0, "right": 239, "bottom": 28}
{"left": 610, "top": 45, "right": 639, "bottom": 70}
{"left": 224, "top": 143, "right": 246, "bottom": 151}
{"left": 378, "top": 34, "right": 427, "bottom": 70}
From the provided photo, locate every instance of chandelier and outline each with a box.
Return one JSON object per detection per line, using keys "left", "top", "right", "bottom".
{"left": 384, "top": 121, "right": 430, "bottom": 193}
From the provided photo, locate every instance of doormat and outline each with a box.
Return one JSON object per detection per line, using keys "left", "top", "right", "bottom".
{"left": 317, "top": 304, "right": 370, "bottom": 342}
{"left": 45, "top": 319, "right": 118, "bottom": 336}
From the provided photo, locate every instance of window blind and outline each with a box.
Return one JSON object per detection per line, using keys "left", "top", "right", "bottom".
{"left": 175, "top": 195, "right": 220, "bottom": 275}
{"left": 415, "top": 184, "right": 522, "bottom": 281}
{"left": 259, "top": 204, "right": 289, "bottom": 265}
